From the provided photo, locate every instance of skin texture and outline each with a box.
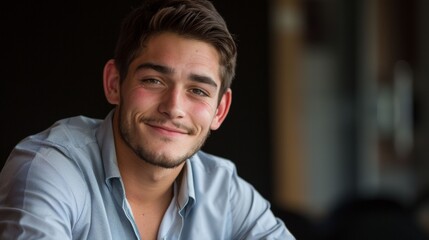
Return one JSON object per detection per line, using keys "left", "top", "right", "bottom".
{"left": 102, "top": 32, "right": 232, "bottom": 239}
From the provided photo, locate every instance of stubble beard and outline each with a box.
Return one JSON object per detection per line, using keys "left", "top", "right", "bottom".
{"left": 118, "top": 108, "right": 210, "bottom": 169}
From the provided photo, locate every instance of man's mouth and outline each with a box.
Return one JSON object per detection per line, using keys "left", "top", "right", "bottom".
{"left": 140, "top": 116, "right": 197, "bottom": 136}
{"left": 146, "top": 123, "right": 189, "bottom": 135}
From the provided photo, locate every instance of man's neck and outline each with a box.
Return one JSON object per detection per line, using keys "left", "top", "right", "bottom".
{"left": 118, "top": 154, "right": 184, "bottom": 203}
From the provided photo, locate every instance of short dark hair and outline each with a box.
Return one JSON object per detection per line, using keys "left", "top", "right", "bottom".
{"left": 114, "top": 0, "right": 237, "bottom": 97}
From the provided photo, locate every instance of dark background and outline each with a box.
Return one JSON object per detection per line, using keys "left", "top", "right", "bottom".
{"left": 0, "top": 1, "right": 273, "bottom": 199}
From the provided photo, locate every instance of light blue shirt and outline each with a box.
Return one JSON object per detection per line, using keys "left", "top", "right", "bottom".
{"left": 0, "top": 111, "right": 294, "bottom": 239}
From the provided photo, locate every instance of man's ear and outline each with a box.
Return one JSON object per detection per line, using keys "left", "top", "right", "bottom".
{"left": 103, "top": 59, "right": 120, "bottom": 105}
{"left": 210, "top": 88, "right": 232, "bottom": 130}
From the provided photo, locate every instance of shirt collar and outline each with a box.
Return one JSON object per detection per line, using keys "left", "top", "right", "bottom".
{"left": 96, "top": 110, "right": 121, "bottom": 187}
{"left": 177, "top": 159, "right": 196, "bottom": 211}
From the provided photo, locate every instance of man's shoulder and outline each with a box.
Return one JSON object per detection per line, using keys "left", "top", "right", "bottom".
{"left": 8, "top": 115, "right": 105, "bottom": 169}
{"left": 25, "top": 115, "right": 103, "bottom": 149}
{"left": 46, "top": 115, "right": 102, "bottom": 142}
{"left": 3, "top": 115, "right": 107, "bottom": 189}
{"left": 191, "top": 150, "right": 237, "bottom": 174}
{"left": 188, "top": 151, "right": 241, "bottom": 187}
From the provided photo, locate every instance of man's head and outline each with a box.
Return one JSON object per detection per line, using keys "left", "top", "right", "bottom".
{"left": 104, "top": 0, "right": 235, "bottom": 169}
{"left": 114, "top": 0, "right": 237, "bottom": 99}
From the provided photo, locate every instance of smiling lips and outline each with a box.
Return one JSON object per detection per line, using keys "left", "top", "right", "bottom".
{"left": 145, "top": 122, "right": 191, "bottom": 137}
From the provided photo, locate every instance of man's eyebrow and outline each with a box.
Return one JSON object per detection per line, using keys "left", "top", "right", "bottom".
{"left": 190, "top": 74, "right": 218, "bottom": 88}
{"left": 136, "top": 62, "right": 174, "bottom": 74}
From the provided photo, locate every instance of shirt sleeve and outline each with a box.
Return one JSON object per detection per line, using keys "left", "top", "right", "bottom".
{"left": 228, "top": 166, "right": 295, "bottom": 240}
{"left": 0, "top": 145, "right": 86, "bottom": 240}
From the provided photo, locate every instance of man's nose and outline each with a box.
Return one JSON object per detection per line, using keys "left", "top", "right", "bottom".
{"left": 158, "top": 88, "right": 186, "bottom": 119}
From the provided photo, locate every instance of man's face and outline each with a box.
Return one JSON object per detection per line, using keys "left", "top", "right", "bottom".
{"left": 115, "top": 32, "right": 231, "bottom": 168}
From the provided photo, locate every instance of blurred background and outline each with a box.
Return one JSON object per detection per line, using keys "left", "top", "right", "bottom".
{"left": 1, "top": 0, "right": 428, "bottom": 239}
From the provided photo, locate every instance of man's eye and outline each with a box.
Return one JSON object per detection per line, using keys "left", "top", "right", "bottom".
{"left": 141, "top": 78, "right": 162, "bottom": 85}
{"left": 190, "top": 88, "right": 209, "bottom": 97}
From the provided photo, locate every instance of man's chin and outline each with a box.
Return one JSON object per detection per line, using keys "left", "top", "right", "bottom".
{"left": 142, "top": 155, "right": 188, "bottom": 169}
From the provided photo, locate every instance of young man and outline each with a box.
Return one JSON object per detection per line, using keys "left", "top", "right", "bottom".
{"left": 0, "top": 0, "right": 295, "bottom": 239}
